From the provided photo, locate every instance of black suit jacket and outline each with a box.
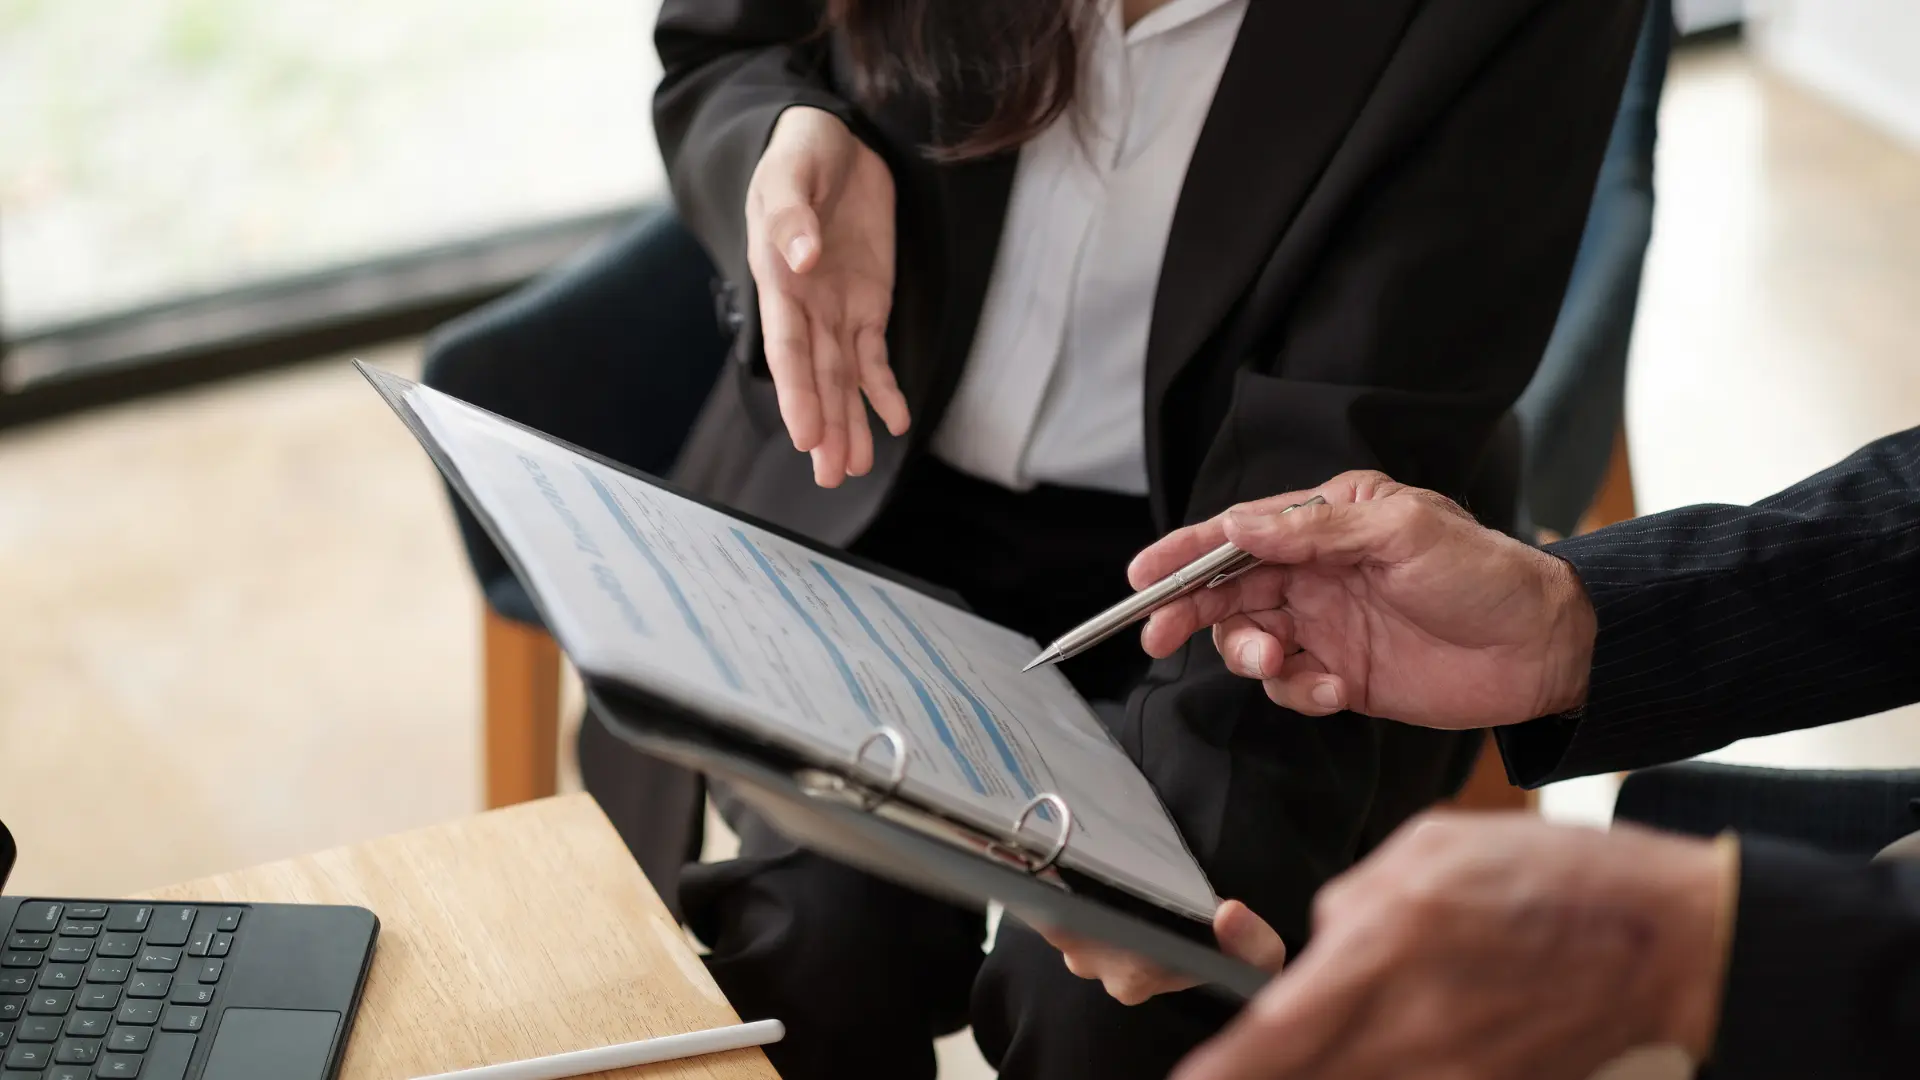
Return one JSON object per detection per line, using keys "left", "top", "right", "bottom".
{"left": 655, "top": 0, "right": 1642, "bottom": 542}
{"left": 652, "top": 0, "right": 1643, "bottom": 944}
{"left": 1501, "top": 426, "right": 1920, "bottom": 1076}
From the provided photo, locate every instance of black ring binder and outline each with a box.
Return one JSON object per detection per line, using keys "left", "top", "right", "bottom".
{"left": 362, "top": 363, "right": 1269, "bottom": 999}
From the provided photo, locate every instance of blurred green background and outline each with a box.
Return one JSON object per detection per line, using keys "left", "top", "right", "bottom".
{"left": 0, "top": 0, "right": 662, "bottom": 330}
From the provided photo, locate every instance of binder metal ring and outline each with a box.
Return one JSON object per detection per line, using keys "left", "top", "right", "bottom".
{"left": 1011, "top": 792, "right": 1074, "bottom": 873}
{"left": 851, "top": 727, "right": 909, "bottom": 810}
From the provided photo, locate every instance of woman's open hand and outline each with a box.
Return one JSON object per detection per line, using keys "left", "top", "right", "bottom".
{"left": 745, "top": 106, "right": 909, "bottom": 487}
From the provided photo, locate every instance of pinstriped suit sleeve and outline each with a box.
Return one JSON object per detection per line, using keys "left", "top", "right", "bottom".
{"left": 1497, "top": 425, "right": 1920, "bottom": 788}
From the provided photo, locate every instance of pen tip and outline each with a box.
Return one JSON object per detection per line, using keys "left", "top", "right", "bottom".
{"left": 1022, "top": 649, "right": 1059, "bottom": 673}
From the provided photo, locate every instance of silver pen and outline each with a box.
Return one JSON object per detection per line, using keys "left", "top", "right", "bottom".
{"left": 1023, "top": 496, "right": 1325, "bottom": 672}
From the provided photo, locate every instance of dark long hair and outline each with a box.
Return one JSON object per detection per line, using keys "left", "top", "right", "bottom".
{"left": 827, "top": 0, "right": 1093, "bottom": 160}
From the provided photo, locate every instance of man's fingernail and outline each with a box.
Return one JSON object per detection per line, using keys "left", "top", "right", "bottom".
{"left": 1312, "top": 682, "right": 1341, "bottom": 710}
{"left": 1239, "top": 642, "right": 1263, "bottom": 674}
{"left": 786, "top": 235, "right": 816, "bottom": 268}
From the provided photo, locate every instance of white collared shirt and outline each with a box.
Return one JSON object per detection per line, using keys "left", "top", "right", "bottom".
{"left": 930, "top": 0, "right": 1249, "bottom": 496}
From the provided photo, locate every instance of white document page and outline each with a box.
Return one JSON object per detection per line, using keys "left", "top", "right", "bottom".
{"left": 405, "top": 383, "right": 1217, "bottom": 920}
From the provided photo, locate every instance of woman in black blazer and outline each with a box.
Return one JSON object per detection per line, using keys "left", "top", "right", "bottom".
{"left": 428, "top": 1, "right": 1646, "bottom": 1076}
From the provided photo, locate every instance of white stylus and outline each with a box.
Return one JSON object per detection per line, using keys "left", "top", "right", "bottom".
{"left": 409, "top": 1019, "right": 786, "bottom": 1080}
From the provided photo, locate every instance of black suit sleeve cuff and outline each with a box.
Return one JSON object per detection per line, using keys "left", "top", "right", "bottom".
{"left": 1494, "top": 709, "right": 1582, "bottom": 789}
{"left": 1710, "top": 837, "right": 1920, "bottom": 1078}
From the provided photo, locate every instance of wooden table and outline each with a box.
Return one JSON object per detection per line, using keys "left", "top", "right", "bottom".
{"left": 141, "top": 795, "right": 778, "bottom": 1080}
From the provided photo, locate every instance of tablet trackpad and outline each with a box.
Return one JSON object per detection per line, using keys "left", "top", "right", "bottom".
{"left": 202, "top": 1008, "right": 341, "bottom": 1080}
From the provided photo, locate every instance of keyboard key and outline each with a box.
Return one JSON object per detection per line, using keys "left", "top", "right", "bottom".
{"left": 0, "top": 996, "right": 20, "bottom": 1020}
{"left": 4, "top": 936, "right": 48, "bottom": 952}
{"left": 166, "top": 982, "right": 212, "bottom": 1007}
{"left": 17, "top": 1016, "right": 61, "bottom": 1041}
{"left": 145, "top": 1031, "right": 195, "bottom": 1080}
{"left": 47, "top": 940, "right": 91, "bottom": 965}
{"left": 0, "top": 1024, "right": 7, "bottom": 1046}
{"left": 126, "top": 975, "right": 171, "bottom": 999}
{"left": 158, "top": 1006, "right": 204, "bottom": 1033}
{"left": 4, "top": 1041, "right": 51, "bottom": 1069}
{"left": 37, "top": 964, "right": 83, "bottom": 989}
{"left": 48, "top": 1065, "right": 95, "bottom": 1080}
{"left": 135, "top": 947, "right": 180, "bottom": 973}
{"left": 28, "top": 989, "right": 73, "bottom": 1014}
{"left": 209, "top": 932, "right": 233, "bottom": 958}
{"left": 0, "top": 974, "right": 29, "bottom": 995}
{"left": 87, "top": 959, "right": 132, "bottom": 984}
{"left": 56, "top": 921, "right": 101, "bottom": 938}
{"left": 0, "top": 956, "right": 35, "bottom": 970}
{"left": 145, "top": 908, "right": 195, "bottom": 948}
{"left": 97, "top": 933, "right": 142, "bottom": 959}
{"left": 96, "top": 1050, "right": 145, "bottom": 1076}
{"left": 116, "top": 1000, "right": 161, "bottom": 1025}
{"left": 54, "top": 1036, "right": 99, "bottom": 1064}
{"left": 212, "top": 909, "right": 243, "bottom": 933}
{"left": 64, "top": 1011, "right": 110, "bottom": 1038}
{"left": 106, "top": 906, "right": 153, "bottom": 934}
{"left": 186, "top": 928, "right": 212, "bottom": 958}
{"left": 195, "top": 961, "right": 222, "bottom": 984}
{"left": 107, "top": 1027, "right": 152, "bottom": 1053}
{"left": 78, "top": 986, "right": 121, "bottom": 1011}
{"left": 10, "top": 903, "right": 60, "bottom": 935}
{"left": 63, "top": 906, "right": 108, "bottom": 922}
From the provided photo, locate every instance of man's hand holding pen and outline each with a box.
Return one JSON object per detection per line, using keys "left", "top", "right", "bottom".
{"left": 1127, "top": 471, "right": 1598, "bottom": 728}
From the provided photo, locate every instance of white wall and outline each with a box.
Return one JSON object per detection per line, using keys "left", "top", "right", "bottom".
{"left": 1751, "top": 0, "right": 1920, "bottom": 149}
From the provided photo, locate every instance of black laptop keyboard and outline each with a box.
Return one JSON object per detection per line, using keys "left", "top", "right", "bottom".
{"left": 1, "top": 901, "right": 240, "bottom": 1080}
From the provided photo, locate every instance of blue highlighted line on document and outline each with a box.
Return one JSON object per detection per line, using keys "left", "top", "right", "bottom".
{"left": 872, "top": 587, "right": 1042, "bottom": 808}
{"left": 732, "top": 530, "right": 878, "bottom": 726}
{"left": 580, "top": 468, "right": 742, "bottom": 691}
{"left": 814, "top": 562, "right": 987, "bottom": 794}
